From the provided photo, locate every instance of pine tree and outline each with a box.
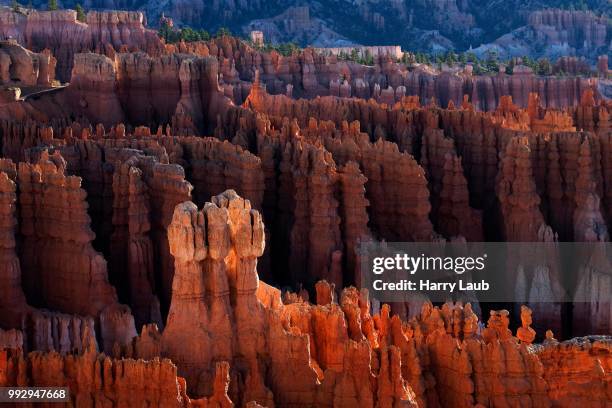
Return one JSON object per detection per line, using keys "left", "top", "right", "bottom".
{"left": 75, "top": 3, "right": 86, "bottom": 21}
{"left": 198, "top": 29, "right": 210, "bottom": 41}
{"left": 364, "top": 49, "right": 374, "bottom": 66}
{"left": 536, "top": 58, "right": 552, "bottom": 76}
{"left": 157, "top": 21, "right": 178, "bottom": 43}
{"left": 48, "top": 0, "right": 58, "bottom": 10}
{"left": 215, "top": 27, "right": 231, "bottom": 38}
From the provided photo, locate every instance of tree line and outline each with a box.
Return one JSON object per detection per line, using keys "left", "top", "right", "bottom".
{"left": 157, "top": 21, "right": 234, "bottom": 44}
{"left": 402, "top": 50, "right": 589, "bottom": 76}
{"left": 11, "top": 0, "right": 86, "bottom": 21}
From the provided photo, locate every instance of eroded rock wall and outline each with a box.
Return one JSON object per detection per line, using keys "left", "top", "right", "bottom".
{"left": 0, "top": 9, "right": 164, "bottom": 81}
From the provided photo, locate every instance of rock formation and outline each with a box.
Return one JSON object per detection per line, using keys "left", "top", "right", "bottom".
{"left": 0, "top": 40, "right": 55, "bottom": 86}
{"left": 536, "top": 336, "right": 611, "bottom": 406}
{"left": 497, "top": 137, "right": 547, "bottom": 242}
{"left": 177, "top": 35, "right": 604, "bottom": 111}
{"left": 0, "top": 161, "right": 29, "bottom": 329}
{"left": 516, "top": 305, "right": 536, "bottom": 344}
{"left": 18, "top": 151, "right": 117, "bottom": 316}
{"left": 67, "top": 52, "right": 229, "bottom": 133}
{"left": 0, "top": 25, "right": 608, "bottom": 407}
{"left": 0, "top": 9, "right": 164, "bottom": 81}
{"left": 0, "top": 188, "right": 609, "bottom": 406}
{"left": 573, "top": 137, "right": 609, "bottom": 242}
{"left": 0, "top": 333, "right": 202, "bottom": 407}
{"left": 437, "top": 153, "right": 483, "bottom": 241}
{"left": 527, "top": 9, "right": 608, "bottom": 52}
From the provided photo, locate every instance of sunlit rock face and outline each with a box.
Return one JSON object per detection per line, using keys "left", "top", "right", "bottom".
{"left": 0, "top": 10, "right": 609, "bottom": 405}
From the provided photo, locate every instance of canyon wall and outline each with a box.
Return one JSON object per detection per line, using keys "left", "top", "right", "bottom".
{"left": 0, "top": 28, "right": 608, "bottom": 407}
{"left": 527, "top": 9, "right": 608, "bottom": 51}
{"left": 0, "top": 19, "right": 603, "bottom": 118}
{"left": 0, "top": 9, "right": 164, "bottom": 81}
{"left": 0, "top": 40, "right": 55, "bottom": 87}
{"left": 176, "top": 36, "right": 604, "bottom": 110}
{"left": 67, "top": 51, "right": 229, "bottom": 133}
{"left": 1, "top": 194, "right": 608, "bottom": 406}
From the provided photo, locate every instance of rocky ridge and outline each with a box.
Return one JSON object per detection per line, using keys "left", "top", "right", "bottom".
{"left": 0, "top": 23, "right": 608, "bottom": 407}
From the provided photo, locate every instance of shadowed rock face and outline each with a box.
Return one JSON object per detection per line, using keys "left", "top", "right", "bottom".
{"left": 0, "top": 9, "right": 164, "bottom": 82}
{"left": 169, "top": 35, "right": 605, "bottom": 110}
{"left": 0, "top": 40, "right": 55, "bottom": 87}
{"left": 0, "top": 17, "right": 606, "bottom": 116}
{"left": 63, "top": 51, "right": 230, "bottom": 133}
{"left": 8, "top": 1, "right": 610, "bottom": 62}
{"left": 0, "top": 193, "right": 609, "bottom": 406}
{"left": 0, "top": 24, "right": 609, "bottom": 406}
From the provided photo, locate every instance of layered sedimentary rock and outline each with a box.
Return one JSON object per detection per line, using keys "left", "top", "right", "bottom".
{"left": 569, "top": 128, "right": 612, "bottom": 336}
{"left": 216, "top": 84, "right": 612, "bottom": 329}
{"left": 58, "top": 131, "right": 267, "bottom": 317}
{"left": 62, "top": 136, "right": 193, "bottom": 319}
{"left": 497, "top": 136, "right": 547, "bottom": 242}
{"left": 162, "top": 191, "right": 271, "bottom": 401}
{"left": 66, "top": 52, "right": 229, "bottom": 133}
{"left": 0, "top": 11, "right": 604, "bottom": 127}
{"left": 354, "top": 138, "right": 433, "bottom": 242}
{"left": 573, "top": 137, "right": 609, "bottom": 241}
{"left": 425, "top": 308, "right": 549, "bottom": 407}
{"left": 111, "top": 157, "right": 161, "bottom": 329}
{"left": 16, "top": 151, "right": 137, "bottom": 352}
{"left": 0, "top": 335, "right": 201, "bottom": 407}
{"left": 480, "top": 9, "right": 609, "bottom": 73}
{"left": 281, "top": 141, "right": 343, "bottom": 287}
{"left": 497, "top": 137, "right": 569, "bottom": 335}
{"left": 18, "top": 151, "right": 116, "bottom": 316}
{"left": 68, "top": 53, "right": 125, "bottom": 126}
{"left": 0, "top": 40, "right": 55, "bottom": 86}
{"left": 251, "top": 112, "right": 429, "bottom": 284}
{"left": 243, "top": 85, "right": 611, "bottom": 238}
{"left": 0, "top": 27, "right": 609, "bottom": 406}
{"left": 536, "top": 335, "right": 611, "bottom": 406}
{"left": 0, "top": 9, "right": 164, "bottom": 81}
{"left": 0, "top": 185, "right": 609, "bottom": 406}
{"left": 0, "top": 121, "right": 70, "bottom": 163}
{"left": 158, "top": 190, "right": 425, "bottom": 405}
{"left": 337, "top": 161, "right": 371, "bottom": 284}
{"left": 2, "top": 37, "right": 606, "bottom": 143}
{"left": 175, "top": 137, "right": 264, "bottom": 209}
{"left": 0, "top": 155, "right": 133, "bottom": 353}
{"left": 242, "top": 105, "right": 434, "bottom": 245}
{"left": 0, "top": 160, "right": 29, "bottom": 329}
{"left": 3, "top": 79, "right": 612, "bottom": 338}
{"left": 437, "top": 153, "right": 483, "bottom": 241}
{"left": 158, "top": 190, "right": 612, "bottom": 405}
{"left": 527, "top": 9, "right": 608, "bottom": 51}
{"left": 12, "top": 125, "right": 266, "bottom": 322}
{"left": 23, "top": 310, "right": 96, "bottom": 354}
{"left": 176, "top": 35, "right": 604, "bottom": 111}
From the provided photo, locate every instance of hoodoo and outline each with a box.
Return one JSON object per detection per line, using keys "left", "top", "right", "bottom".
{"left": 0, "top": 3, "right": 609, "bottom": 406}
